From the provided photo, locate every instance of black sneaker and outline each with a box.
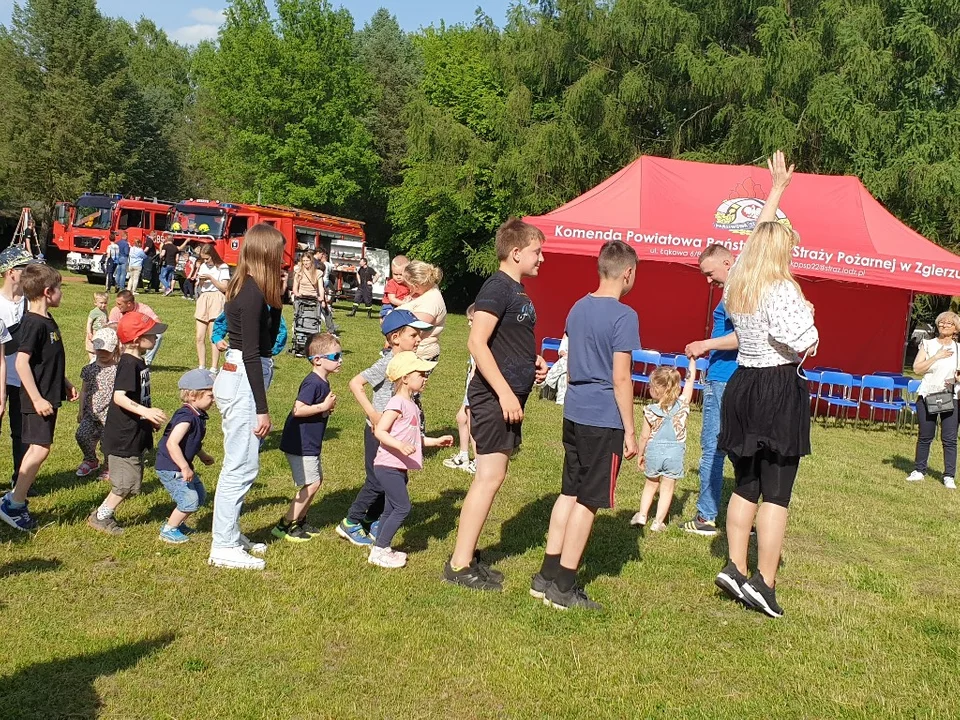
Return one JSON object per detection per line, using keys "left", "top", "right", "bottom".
{"left": 474, "top": 552, "right": 504, "bottom": 584}
{"left": 529, "top": 572, "right": 551, "bottom": 599}
{"left": 300, "top": 522, "right": 321, "bottom": 537}
{"left": 715, "top": 561, "right": 749, "bottom": 603}
{"left": 443, "top": 558, "right": 503, "bottom": 592}
{"left": 543, "top": 583, "right": 603, "bottom": 611}
{"left": 742, "top": 573, "right": 784, "bottom": 618}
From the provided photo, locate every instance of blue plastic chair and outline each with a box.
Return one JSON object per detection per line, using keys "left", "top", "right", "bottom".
{"left": 803, "top": 370, "right": 822, "bottom": 416}
{"left": 859, "top": 375, "right": 902, "bottom": 426}
{"left": 541, "top": 337, "right": 562, "bottom": 369}
{"left": 899, "top": 379, "right": 922, "bottom": 430}
{"left": 631, "top": 349, "right": 661, "bottom": 396}
{"left": 659, "top": 353, "right": 682, "bottom": 367}
{"left": 817, "top": 371, "right": 859, "bottom": 424}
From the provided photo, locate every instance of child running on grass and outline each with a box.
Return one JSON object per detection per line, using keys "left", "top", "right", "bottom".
{"left": 337, "top": 309, "right": 432, "bottom": 546}
{"left": 85, "top": 291, "right": 109, "bottom": 361}
{"left": 88, "top": 311, "right": 168, "bottom": 536}
{"left": 272, "top": 333, "right": 341, "bottom": 543}
{"left": 75, "top": 328, "right": 119, "bottom": 479}
{"left": 0, "top": 263, "right": 78, "bottom": 531}
{"left": 443, "top": 303, "right": 477, "bottom": 474}
{"left": 631, "top": 358, "right": 697, "bottom": 531}
{"left": 444, "top": 218, "right": 549, "bottom": 591}
{"left": 155, "top": 369, "right": 217, "bottom": 544}
{"left": 368, "top": 351, "right": 453, "bottom": 568}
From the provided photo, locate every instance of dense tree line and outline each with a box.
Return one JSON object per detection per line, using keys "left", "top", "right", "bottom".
{"left": 0, "top": 0, "right": 957, "bottom": 305}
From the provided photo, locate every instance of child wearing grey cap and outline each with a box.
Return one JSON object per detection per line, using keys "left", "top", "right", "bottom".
{"left": 75, "top": 328, "right": 119, "bottom": 479}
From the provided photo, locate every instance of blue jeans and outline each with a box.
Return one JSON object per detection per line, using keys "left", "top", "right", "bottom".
{"left": 696, "top": 379, "right": 727, "bottom": 522}
{"left": 157, "top": 470, "right": 207, "bottom": 513}
{"left": 211, "top": 350, "right": 272, "bottom": 549}
{"left": 114, "top": 260, "right": 128, "bottom": 292}
{"left": 159, "top": 265, "right": 175, "bottom": 292}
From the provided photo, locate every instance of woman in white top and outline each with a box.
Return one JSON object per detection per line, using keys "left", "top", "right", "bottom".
{"left": 714, "top": 152, "right": 819, "bottom": 619}
{"left": 907, "top": 311, "right": 960, "bottom": 487}
{"left": 402, "top": 260, "right": 446, "bottom": 361}
{"left": 194, "top": 245, "right": 230, "bottom": 372}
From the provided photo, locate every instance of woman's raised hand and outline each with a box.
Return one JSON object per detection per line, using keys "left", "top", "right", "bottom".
{"left": 768, "top": 150, "right": 795, "bottom": 191}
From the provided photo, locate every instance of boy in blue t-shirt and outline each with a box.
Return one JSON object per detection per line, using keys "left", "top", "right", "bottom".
{"left": 272, "top": 332, "right": 341, "bottom": 543}
{"left": 156, "top": 368, "right": 217, "bottom": 544}
{"left": 533, "top": 240, "right": 641, "bottom": 611}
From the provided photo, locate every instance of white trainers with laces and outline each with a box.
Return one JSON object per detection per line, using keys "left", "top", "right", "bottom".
{"left": 629, "top": 512, "right": 647, "bottom": 527}
{"left": 443, "top": 452, "right": 471, "bottom": 471}
{"left": 906, "top": 471, "right": 924, "bottom": 483}
{"left": 208, "top": 546, "right": 265, "bottom": 570}
{"left": 368, "top": 546, "right": 406, "bottom": 568}
{"left": 945, "top": 476, "right": 957, "bottom": 490}
{"left": 649, "top": 520, "right": 667, "bottom": 532}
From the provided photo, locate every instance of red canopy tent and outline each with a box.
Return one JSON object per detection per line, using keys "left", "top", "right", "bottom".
{"left": 524, "top": 156, "right": 960, "bottom": 375}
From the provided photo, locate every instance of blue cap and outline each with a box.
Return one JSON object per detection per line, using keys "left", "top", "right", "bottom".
{"left": 381, "top": 308, "right": 431, "bottom": 336}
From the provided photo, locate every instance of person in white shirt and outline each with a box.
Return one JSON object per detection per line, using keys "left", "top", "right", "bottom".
{"left": 194, "top": 245, "right": 230, "bottom": 372}
{"left": 0, "top": 246, "right": 34, "bottom": 488}
{"left": 713, "top": 152, "right": 819, "bottom": 619}
{"left": 907, "top": 312, "right": 960, "bottom": 487}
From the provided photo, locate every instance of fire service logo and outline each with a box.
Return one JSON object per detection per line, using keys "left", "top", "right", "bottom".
{"left": 714, "top": 177, "right": 791, "bottom": 235}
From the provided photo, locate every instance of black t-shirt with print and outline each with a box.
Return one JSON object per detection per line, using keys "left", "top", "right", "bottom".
{"left": 469, "top": 270, "right": 537, "bottom": 396}
{"left": 161, "top": 242, "right": 178, "bottom": 267}
{"left": 17, "top": 311, "right": 66, "bottom": 413}
{"left": 102, "top": 353, "right": 154, "bottom": 457}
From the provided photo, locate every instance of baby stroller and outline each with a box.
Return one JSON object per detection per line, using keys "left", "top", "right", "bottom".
{"left": 291, "top": 296, "right": 321, "bottom": 357}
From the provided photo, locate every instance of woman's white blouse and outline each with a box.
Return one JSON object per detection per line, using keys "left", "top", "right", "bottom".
{"left": 726, "top": 281, "right": 819, "bottom": 368}
{"left": 917, "top": 339, "right": 959, "bottom": 397}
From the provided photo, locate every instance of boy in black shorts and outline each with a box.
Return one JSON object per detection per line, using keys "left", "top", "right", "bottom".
{"left": 532, "top": 240, "right": 640, "bottom": 610}
{"left": 443, "top": 219, "right": 549, "bottom": 591}
{"left": 0, "top": 264, "right": 78, "bottom": 532}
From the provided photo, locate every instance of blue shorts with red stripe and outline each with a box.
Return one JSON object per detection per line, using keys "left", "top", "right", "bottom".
{"left": 560, "top": 418, "right": 624, "bottom": 509}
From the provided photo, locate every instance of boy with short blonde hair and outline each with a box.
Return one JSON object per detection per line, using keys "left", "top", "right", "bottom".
{"left": 85, "top": 291, "right": 109, "bottom": 361}
{"left": 443, "top": 218, "right": 549, "bottom": 591}
{"left": 382, "top": 255, "right": 410, "bottom": 310}
{"left": 0, "top": 263, "right": 78, "bottom": 531}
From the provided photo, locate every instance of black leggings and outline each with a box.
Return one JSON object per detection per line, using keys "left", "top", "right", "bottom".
{"left": 914, "top": 397, "right": 958, "bottom": 477}
{"left": 731, "top": 447, "right": 799, "bottom": 508}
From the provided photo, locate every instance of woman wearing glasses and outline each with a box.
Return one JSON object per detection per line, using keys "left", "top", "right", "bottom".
{"left": 208, "top": 224, "right": 284, "bottom": 571}
{"left": 907, "top": 312, "right": 960, "bottom": 488}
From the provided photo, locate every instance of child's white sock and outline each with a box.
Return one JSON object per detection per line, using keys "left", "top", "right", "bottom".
{"left": 96, "top": 504, "right": 114, "bottom": 521}
{"left": 4, "top": 492, "right": 25, "bottom": 509}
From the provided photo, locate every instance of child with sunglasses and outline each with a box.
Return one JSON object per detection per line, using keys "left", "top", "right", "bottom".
{"left": 272, "top": 333, "right": 341, "bottom": 542}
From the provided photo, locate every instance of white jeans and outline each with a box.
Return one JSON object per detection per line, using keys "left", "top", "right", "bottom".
{"left": 211, "top": 349, "right": 272, "bottom": 549}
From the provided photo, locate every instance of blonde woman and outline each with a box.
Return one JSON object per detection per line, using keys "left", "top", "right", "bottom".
{"left": 402, "top": 260, "right": 446, "bottom": 361}
{"left": 209, "top": 224, "right": 284, "bottom": 571}
{"left": 713, "top": 152, "right": 819, "bottom": 619}
{"left": 195, "top": 245, "right": 230, "bottom": 372}
{"left": 907, "top": 311, "right": 960, "bottom": 488}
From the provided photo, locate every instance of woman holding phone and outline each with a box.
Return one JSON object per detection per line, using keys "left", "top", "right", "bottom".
{"left": 907, "top": 311, "right": 960, "bottom": 488}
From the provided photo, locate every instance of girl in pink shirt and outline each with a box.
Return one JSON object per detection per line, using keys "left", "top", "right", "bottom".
{"left": 369, "top": 352, "right": 453, "bottom": 569}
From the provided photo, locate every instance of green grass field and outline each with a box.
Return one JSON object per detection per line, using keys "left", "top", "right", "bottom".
{"left": 1, "top": 273, "right": 958, "bottom": 719}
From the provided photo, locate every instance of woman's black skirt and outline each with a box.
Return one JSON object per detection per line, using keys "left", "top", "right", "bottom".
{"left": 719, "top": 363, "right": 811, "bottom": 459}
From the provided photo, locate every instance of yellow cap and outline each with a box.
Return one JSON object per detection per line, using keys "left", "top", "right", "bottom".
{"left": 386, "top": 351, "right": 437, "bottom": 382}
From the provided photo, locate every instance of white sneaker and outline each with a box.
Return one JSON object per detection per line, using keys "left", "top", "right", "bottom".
{"left": 209, "top": 366, "right": 218, "bottom": 374}
{"left": 208, "top": 545, "right": 265, "bottom": 570}
{"left": 945, "top": 477, "right": 957, "bottom": 490}
{"left": 239, "top": 533, "right": 267, "bottom": 555}
{"left": 466, "top": 460, "right": 476, "bottom": 474}
{"left": 368, "top": 546, "right": 406, "bottom": 568}
{"left": 442, "top": 452, "right": 469, "bottom": 471}
{"left": 649, "top": 520, "right": 667, "bottom": 532}
{"left": 629, "top": 512, "right": 647, "bottom": 527}
{"left": 906, "top": 471, "right": 924, "bottom": 482}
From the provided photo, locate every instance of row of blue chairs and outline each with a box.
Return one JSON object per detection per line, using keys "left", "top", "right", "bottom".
{"left": 806, "top": 369, "right": 921, "bottom": 427}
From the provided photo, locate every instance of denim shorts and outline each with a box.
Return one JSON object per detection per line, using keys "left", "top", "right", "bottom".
{"left": 157, "top": 470, "right": 207, "bottom": 513}
{"left": 644, "top": 444, "right": 685, "bottom": 480}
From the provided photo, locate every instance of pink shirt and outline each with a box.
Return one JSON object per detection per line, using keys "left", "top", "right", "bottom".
{"left": 108, "top": 302, "right": 159, "bottom": 325}
{"left": 374, "top": 395, "right": 423, "bottom": 471}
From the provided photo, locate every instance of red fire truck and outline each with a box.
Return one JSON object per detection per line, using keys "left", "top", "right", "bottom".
{"left": 51, "top": 193, "right": 174, "bottom": 275}
{"left": 162, "top": 200, "right": 385, "bottom": 299}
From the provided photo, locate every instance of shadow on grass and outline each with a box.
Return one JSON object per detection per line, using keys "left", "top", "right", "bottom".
{"left": 1, "top": 634, "right": 175, "bottom": 720}
{"left": 579, "top": 512, "right": 643, "bottom": 585}
{"left": 402, "top": 488, "right": 466, "bottom": 553}
{"left": 483, "top": 493, "right": 554, "bottom": 562}
{"left": 0, "top": 556, "right": 62, "bottom": 578}
{"left": 884, "top": 453, "right": 940, "bottom": 481}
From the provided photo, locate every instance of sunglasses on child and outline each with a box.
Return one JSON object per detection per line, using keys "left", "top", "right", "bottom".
{"left": 309, "top": 352, "right": 342, "bottom": 362}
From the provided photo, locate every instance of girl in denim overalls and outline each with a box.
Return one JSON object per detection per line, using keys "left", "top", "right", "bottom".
{"left": 631, "top": 358, "right": 697, "bottom": 531}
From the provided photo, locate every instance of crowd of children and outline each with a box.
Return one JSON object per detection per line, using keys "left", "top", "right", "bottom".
{"left": 0, "top": 203, "right": 805, "bottom": 618}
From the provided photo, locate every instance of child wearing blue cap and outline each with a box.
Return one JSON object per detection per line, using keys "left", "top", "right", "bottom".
{"left": 155, "top": 368, "right": 217, "bottom": 544}
{"left": 336, "top": 309, "right": 431, "bottom": 546}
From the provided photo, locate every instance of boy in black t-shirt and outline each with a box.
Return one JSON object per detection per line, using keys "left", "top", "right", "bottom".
{"left": 155, "top": 368, "right": 217, "bottom": 544}
{"left": 88, "top": 311, "right": 168, "bottom": 536}
{"left": 272, "top": 333, "right": 340, "bottom": 543}
{"left": 443, "top": 219, "right": 549, "bottom": 591}
{"left": 0, "top": 264, "right": 78, "bottom": 532}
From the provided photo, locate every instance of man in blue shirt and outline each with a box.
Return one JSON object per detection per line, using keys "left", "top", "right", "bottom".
{"left": 113, "top": 232, "right": 130, "bottom": 292}
{"left": 682, "top": 244, "right": 739, "bottom": 536}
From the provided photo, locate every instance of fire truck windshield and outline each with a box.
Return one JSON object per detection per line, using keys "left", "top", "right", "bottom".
{"left": 73, "top": 199, "right": 114, "bottom": 230}
{"left": 169, "top": 207, "right": 226, "bottom": 237}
